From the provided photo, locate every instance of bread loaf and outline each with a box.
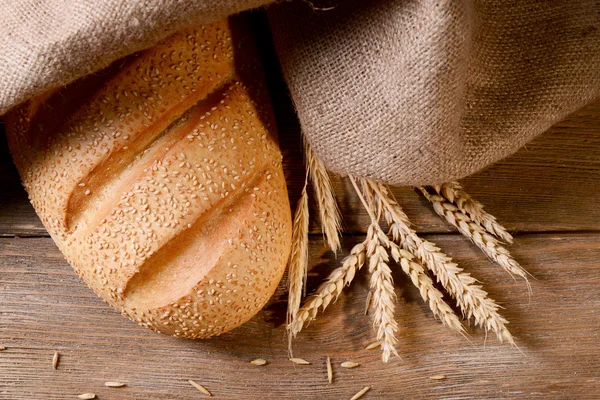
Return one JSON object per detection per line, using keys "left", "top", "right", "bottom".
{"left": 3, "top": 18, "right": 292, "bottom": 338}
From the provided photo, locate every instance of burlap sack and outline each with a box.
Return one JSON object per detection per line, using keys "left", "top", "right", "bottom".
{"left": 1, "top": 0, "right": 599, "bottom": 186}
{"left": 269, "top": 0, "right": 600, "bottom": 186}
{"left": 0, "top": 0, "right": 272, "bottom": 116}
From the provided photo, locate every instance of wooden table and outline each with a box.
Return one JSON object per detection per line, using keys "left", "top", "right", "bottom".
{"left": 2, "top": 22, "right": 600, "bottom": 400}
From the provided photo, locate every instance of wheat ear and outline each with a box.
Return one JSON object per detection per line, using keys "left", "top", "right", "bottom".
{"left": 359, "top": 181, "right": 463, "bottom": 333}
{"left": 367, "top": 181, "right": 515, "bottom": 345}
{"left": 289, "top": 241, "right": 367, "bottom": 337}
{"left": 351, "top": 176, "right": 399, "bottom": 362}
{"left": 419, "top": 187, "right": 530, "bottom": 288}
{"left": 388, "top": 243, "right": 464, "bottom": 333}
{"left": 366, "top": 223, "right": 399, "bottom": 362}
{"left": 305, "top": 138, "right": 341, "bottom": 253}
{"left": 287, "top": 176, "right": 310, "bottom": 352}
{"left": 433, "top": 182, "right": 513, "bottom": 243}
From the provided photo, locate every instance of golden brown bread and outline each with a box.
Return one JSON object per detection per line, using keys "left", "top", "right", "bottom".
{"left": 3, "top": 18, "right": 292, "bottom": 338}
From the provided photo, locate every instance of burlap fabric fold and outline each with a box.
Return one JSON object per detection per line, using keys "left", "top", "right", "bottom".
{"left": 268, "top": 0, "right": 600, "bottom": 185}
{"left": 1, "top": 0, "right": 599, "bottom": 185}
{"left": 0, "top": 0, "right": 272, "bottom": 116}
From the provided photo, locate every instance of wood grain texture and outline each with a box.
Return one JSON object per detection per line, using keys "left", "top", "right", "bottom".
{"left": 1, "top": 234, "right": 599, "bottom": 399}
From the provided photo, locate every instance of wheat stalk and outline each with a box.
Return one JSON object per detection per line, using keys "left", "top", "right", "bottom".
{"left": 365, "top": 222, "right": 399, "bottom": 362}
{"left": 388, "top": 243, "right": 464, "bottom": 333}
{"left": 289, "top": 240, "right": 367, "bottom": 337}
{"left": 419, "top": 187, "right": 530, "bottom": 288}
{"left": 305, "top": 138, "right": 341, "bottom": 253}
{"left": 287, "top": 177, "right": 309, "bottom": 352}
{"left": 433, "top": 182, "right": 513, "bottom": 243}
{"left": 350, "top": 176, "right": 399, "bottom": 362}
{"left": 359, "top": 178, "right": 463, "bottom": 333}
{"left": 367, "top": 180, "right": 515, "bottom": 345}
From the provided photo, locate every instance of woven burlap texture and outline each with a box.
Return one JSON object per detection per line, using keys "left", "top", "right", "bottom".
{"left": 1, "top": 0, "right": 599, "bottom": 185}
{"left": 270, "top": 0, "right": 600, "bottom": 185}
{"left": 0, "top": 0, "right": 272, "bottom": 116}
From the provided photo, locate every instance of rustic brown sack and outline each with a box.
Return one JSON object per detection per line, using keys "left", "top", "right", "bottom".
{"left": 269, "top": 0, "right": 600, "bottom": 185}
{"left": 1, "top": 0, "right": 600, "bottom": 186}
{"left": 0, "top": 0, "right": 272, "bottom": 116}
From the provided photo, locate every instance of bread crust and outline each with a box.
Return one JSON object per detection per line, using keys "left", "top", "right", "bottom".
{"left": 4, "top": 18, "right": 292, "bottom": 338}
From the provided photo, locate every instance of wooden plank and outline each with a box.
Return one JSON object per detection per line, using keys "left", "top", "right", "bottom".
{"left": 2, "top": 98, "right": 600, "bottom": 237}
{"left": 1, "top": 234, "right": 599, "bottom": 399}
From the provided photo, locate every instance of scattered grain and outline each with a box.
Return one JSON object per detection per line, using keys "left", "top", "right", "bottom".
{"left": 326, "top": 356, "right": 333, "bottom": 384}
{"left": 250, "top": 358, "right": 267, "bottom": 366}
{"left": 350, "top": 386, "right": 371, "bottom": 400}
{"left": 429, "top": 375, "right": 447, "bottom": 380}
{"left": 52, "top": 351, "right": 59, "bottom": 370}
{"left": 289, "top": 358, "right": 311, "bottom": 365}
{"left": 104, "top": 382, "right": 126, "bottom": 388}
{"left": 77, "top": 394, "right": 96, "bottom": 400}
{"left": 188, "top": 380, "right": 211, "bottom": 396}
{"left": 341, "top": 362, "right": 359, "bottom": 369}
{"left": 365, "top": 342, "right": 380, "bottom": 350}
